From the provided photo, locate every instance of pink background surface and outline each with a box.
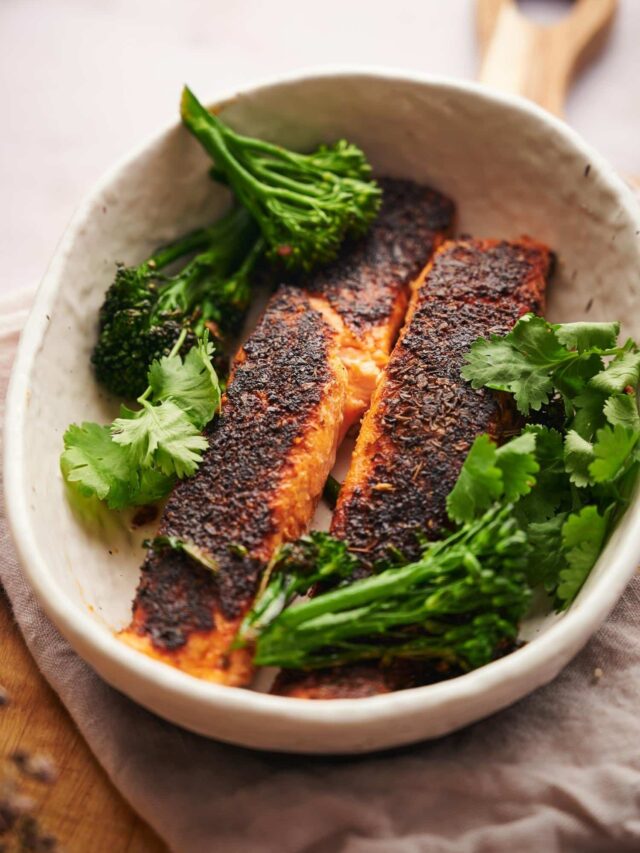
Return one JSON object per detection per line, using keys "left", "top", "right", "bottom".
{"left": 3, "top": 0, "right": 639, "bottom": 295}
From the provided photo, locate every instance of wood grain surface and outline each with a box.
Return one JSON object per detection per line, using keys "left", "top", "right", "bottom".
{"left": 0, "top": 587, "right": 167, "bottom": 853}
{"left": 476, "top": 0, "right": 618, "bottom": 116}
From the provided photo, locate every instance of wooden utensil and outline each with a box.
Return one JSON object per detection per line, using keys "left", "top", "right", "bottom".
{"left": 477, "top": 0, "right": 618, "bottom": 116}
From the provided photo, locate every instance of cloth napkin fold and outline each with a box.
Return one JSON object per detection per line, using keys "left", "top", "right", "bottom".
{"left": 1, "top": 288, "right": 640, "bottom": 853}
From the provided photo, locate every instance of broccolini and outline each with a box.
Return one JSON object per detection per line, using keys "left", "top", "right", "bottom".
{"left": 180, "top": 86, "right": 381, "bottom": 272}
{"left": 92, "top": 205, "right": 260, "bottom": 399}
{"left": 247, "top": 506, "right": 531, "bottom": 671}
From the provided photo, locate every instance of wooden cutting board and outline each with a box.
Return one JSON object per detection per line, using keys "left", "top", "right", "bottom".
{"left": 0, "top": 589, "right": 167, "bottom": 852}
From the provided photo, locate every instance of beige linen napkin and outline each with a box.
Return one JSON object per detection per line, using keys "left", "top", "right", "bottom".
{"left": 1, "top": 288, "right": 640, "bottom": 853}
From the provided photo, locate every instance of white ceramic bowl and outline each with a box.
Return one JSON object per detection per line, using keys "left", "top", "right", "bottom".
{"left": 6, "top": 68, "right": 640, "bottom": 754}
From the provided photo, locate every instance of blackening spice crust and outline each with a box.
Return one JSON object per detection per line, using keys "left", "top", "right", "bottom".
{"left": 134, "top": 286, "right": 338, "bottom": 647}
{"left": 331, "top": 238, "right": 551, "bottom": 574}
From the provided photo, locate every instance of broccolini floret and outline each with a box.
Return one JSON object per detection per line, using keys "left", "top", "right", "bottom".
{"left": 92, "top": 206, "right": 260, "bottom": 399}
{"left": 180, "top": 86, "right": 381, "bottom": 272}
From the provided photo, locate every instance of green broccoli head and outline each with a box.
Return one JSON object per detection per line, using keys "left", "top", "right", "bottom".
{"left": 92, "top": 264, "right": 191, "bottom": 399}
{"left": 91, "top": 208, "right": 261, "bottom": 399}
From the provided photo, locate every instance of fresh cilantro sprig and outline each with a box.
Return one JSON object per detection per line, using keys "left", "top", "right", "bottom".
{"left": 461, "top": 314, "right": 638, "bottom": 435}
{"left": 457, "top": 315, "right": 640, "bottom": 607}
{"left": 446, "top": 432, "right": 539, "bottom": 524}
{"left": 555, "top": 506, "right": 609, "bottom": 604}
{"left": 445, "top": 426, "right": 621, "bottom": 609}
{"left": 61, "top": 330, "right": 220, "bottom": 509}
{"left": 60, "top": 422, "right": 173, "bottom": 509}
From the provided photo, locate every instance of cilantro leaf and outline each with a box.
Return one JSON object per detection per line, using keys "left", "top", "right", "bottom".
{"left": 461, "top": 336, "right": 555, "bottom": 414}
{"left": 590, "top": 350, "right": 640, "bottom": 394}
{"left": 556, "top": 507, "right": 608, "bottom": 608}
{"left": 462, "top": 315, "right": 568, "bottom": 415}
{"left": 570, "top": 386, "right": 608, "bottom": 439}
{"left": 517, "top": 426, "right": 567, "bottom": 521}
{"left": 460, "top": 335, "right": 537, "bottom": 391}
{"left": 111, "top": 400, "right": 208, "bottom": 478}
{"left": 133, "top": 468, "right": 175, "bottom": 505}
{"left": 603, "top": 393, "right": 640, "bottom": 430}
{"left": 553, "top": 321, "right": 619, "bottom": 352}
{"left": 510, "top": 314, "right": 566, "bottom": 361}
{"left": 60, "top": 422, "right": 173, "bottom": 509}
{"left": 446, "top": 435, "right": 503, "bottom": 524}
{"left": 446, "top": 432, "right": 539, "bottom": 524}
{"left": 589, "top": 424, "right": 639, "bottom": 483}
{"left": 148, "top": 338, "right": 220, "bottom": 429}
{"left": 525, "top": 513, "right": 566, "bottom": 589}
{"left": 554, "top": 354, "right": 604, "bottom": 411}
{"left": 563, "top": 430, "right": 594, "bottom": 487}
{"left": 495, "top": 432, "right": 539, "bottom": 501}
{"left": 61, "top": 422, "right": 132, "bottom": 507}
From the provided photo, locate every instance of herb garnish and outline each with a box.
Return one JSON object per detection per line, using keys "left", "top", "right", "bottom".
{"left": 61, "top": 331, "right": 220, "bottom": 509}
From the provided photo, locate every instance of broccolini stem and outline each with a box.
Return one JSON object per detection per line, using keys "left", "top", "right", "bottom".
{"left": 150, "top": 228, "right": 215, "bottom": 269}
{"left": 248, "top": 161, "right": 328, "bottom": 199}
{"left": 234, "top": 234, "right": 266, "bottom": 279}
{"left": 264, "top": 512, "right": 498, "bottom": 631}
{"left": 151, "top": 206, "right": 255, "bottom": 270}
{"left": 152, "top": 206, "right": 258, "bottom": 318}
{"left": 251, "top": 506, "right": 531, "bottom": 670}
{"left": 181, "top": 88, "right": 264, "bottom": 203}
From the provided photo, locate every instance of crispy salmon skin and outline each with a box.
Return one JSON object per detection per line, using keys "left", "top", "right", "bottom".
{"left": 273, "top": 237, "right": 552, "bottom": 699}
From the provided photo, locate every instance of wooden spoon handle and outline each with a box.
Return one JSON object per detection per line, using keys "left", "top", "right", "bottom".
{"left": 477, "top": 0, "right": 617, "bottom": 116}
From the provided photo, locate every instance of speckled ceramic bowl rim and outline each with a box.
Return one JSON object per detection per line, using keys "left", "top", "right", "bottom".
{"left": 5, "top": 66, "right": 640, "bottom": 744}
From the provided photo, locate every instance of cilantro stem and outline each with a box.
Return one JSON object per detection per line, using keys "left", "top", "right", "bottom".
{"left": 136, "top": 328, "right": 189, "bottom": 404}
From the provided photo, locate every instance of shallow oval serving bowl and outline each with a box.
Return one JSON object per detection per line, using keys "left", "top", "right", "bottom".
{"left": 6, "top": 68, "right": 640, "bottom": 754}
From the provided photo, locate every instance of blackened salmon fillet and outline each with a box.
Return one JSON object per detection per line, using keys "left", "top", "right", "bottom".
{"left": 272, "top": 237, "right": 552, "bottom": 698}
{"left": 119, "top": 179, "right": 454, "bottom": 684}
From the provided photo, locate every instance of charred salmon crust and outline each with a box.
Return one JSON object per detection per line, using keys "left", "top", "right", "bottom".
{"left": 120, "top": 179, "right": 455, "bottom": 685}
{"left": 274, "top": 237, "right": 552, "bottom": 698}
{"left": 331, "top": 237, "right": 551, "bottom": 573}
{"left": 120, "top": 285, "right": 349, "bottom": 683}
{"left": 308, "top": 178, "right": 455, "bottom": 435}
